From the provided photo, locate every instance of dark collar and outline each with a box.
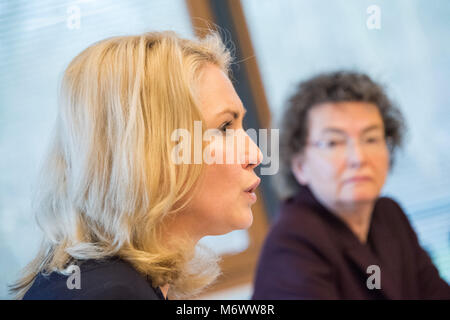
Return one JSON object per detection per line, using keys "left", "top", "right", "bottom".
{"left": 145, "top": 275, "right": 168, "bottom": 300}
{"left": 291, "top": 186, "right": 404, "bottom": 299}
{"left": 154, "top": 286, "right": 168, "bottom": 300}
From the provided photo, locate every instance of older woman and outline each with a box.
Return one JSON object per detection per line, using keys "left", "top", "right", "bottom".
{"left": 11, "top": 31, "right": 262, "bottom": 300}
{"left": 253, "top": 71, "right": 450, "bottom": 299}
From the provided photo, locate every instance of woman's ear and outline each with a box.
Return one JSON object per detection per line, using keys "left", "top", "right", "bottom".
{"left": 291, "top": 153, "right": 308, "bottom": 185}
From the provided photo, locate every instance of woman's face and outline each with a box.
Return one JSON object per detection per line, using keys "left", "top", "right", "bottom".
{"left": 292, "top": 102, "right": 389, "bottom": 210}
{"left": 178, "top": 63, "right": 262, "bottom": 238}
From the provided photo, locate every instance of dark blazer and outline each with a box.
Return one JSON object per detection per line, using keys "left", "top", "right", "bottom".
{"left": 253, "top": 186, "right": 450, "bottom": 299}
{"left": 23, "top": 256, "right": 165, "bottom": 300}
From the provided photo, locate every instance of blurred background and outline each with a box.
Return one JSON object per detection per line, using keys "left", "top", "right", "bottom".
{"left": 0, "top": 0, "right": 449, "bottom": 299}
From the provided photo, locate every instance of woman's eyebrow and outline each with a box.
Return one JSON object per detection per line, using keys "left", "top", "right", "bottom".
{"left": 321, "top": 128, "right": 346, "bottom": 135}
{"left": 320, "top": 124, "right": 383, "bottom": 135}
{"left": 216, "top": 107, "right": 247, "bottom": 119}
{"left": 362, "top": 124, "right": 383, "bottom": 133}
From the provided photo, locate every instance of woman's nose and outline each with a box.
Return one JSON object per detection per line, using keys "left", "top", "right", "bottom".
{"left": 346, "top": 140, "right": 367, "bottom": 167}
{"left": 241, "top": 134, "right": 263, "bottom": 170}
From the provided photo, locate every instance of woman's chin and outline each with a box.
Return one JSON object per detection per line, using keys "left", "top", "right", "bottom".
{"left": 344, "top": 192, "right": 378, "bottom": 204}
{"left": 341, "top": 184, "right": 380, "bottom": 203}
{"left": 232, "top": 208, "right": 254, "bottom": 230}
{"left": 210, "top": 209, "right": 254, "bottom": 236}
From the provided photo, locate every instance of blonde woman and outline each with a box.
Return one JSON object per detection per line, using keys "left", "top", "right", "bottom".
{"left": 11, "top": 31, "right": 262, "bottom": 300}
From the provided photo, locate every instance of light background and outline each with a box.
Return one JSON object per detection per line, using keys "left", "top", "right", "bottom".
{"left": 241, "top": 0, "right": 450, "bottom": 286}
{"left": 1, "top": 0, "right": 449, "bottom": 299}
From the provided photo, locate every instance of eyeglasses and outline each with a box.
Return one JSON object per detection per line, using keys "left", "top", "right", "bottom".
{"left": 307, "top": 133, "right": 388, "bottom": 158}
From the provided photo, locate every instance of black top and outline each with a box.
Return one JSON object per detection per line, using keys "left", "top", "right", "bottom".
{"left": 23, "top": 256, "right": 166, "bottom": 300}
{"left": 253, "top": 186, "right": 450, "bottom": 299}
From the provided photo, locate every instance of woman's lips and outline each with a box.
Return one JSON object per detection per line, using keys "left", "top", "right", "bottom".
{"left": 244, "top": 178, "right": 260, "bottom": 204}
{"left": 244, "top": 190, "right": 257, "bottom": 204}
{"left": 245, "top": 178, "right": 261, "bottom": 193}
{"left": 344, "top": 176, "right": 372, "bottom": 184}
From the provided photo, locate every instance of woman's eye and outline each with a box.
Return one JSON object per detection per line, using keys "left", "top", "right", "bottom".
{"left": 325, "top": 139, "right": 344, "bottom": 148}
{"left": 365, "top": 136, "right": 383, "bottom": 144}
{"left": 220, "top": 121, "right": 232, "bottom": 133}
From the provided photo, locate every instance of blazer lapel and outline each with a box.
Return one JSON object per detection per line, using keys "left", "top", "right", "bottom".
{"left": 340, "top": 204, "right": 404, "bottom": 300}
{"left": 297, "top": 187, "right": 403, "bottom": 299}
{"left": 343, "top": 242, "right": 401, "bottom": 299}
{"left": 365, "top": 202, "right": 405, "bottom": 299}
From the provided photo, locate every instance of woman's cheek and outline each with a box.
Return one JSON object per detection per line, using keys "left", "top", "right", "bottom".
{"left": 311, "top": 154, "right": 340, "bottom": 182}
{"left": 205, "top": 132, "right": 249, "bottom": 165}
{"left": 375, "top": 149, "right": 390, "bottom": 188}
{"left": 203, "top": 134, "right": 234, "bottom": 165}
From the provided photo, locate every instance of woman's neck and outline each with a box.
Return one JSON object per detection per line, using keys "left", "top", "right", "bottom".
{"left": 332, "top": 202, "right": 374, "bottom": 244}
{"left": 157, "top": 215, "right": 203, "bottom": 300}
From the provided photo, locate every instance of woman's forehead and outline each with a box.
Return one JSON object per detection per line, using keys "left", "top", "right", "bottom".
{"left": 307, "top": 101, "right": 384, "bottom": 134}
{"left": 197, "top": 64, "right": 244, "bottom": 120}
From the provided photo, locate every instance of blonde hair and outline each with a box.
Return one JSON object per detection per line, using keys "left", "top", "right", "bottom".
{"left": 10, "top": 31, "right": 232, "bottom": 299}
